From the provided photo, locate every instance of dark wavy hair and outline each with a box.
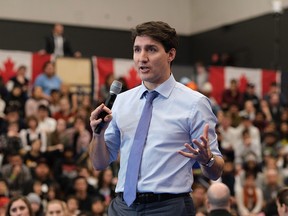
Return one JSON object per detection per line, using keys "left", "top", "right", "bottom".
{"left": 131, "top": 21, "right": 179, "bottom": 54}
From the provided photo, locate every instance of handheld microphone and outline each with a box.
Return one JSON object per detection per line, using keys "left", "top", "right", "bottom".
{"left": 94, "top": 80, "right": 122, "bottom": 134}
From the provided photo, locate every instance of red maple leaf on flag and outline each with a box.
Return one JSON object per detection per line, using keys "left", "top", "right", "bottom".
{"left": 0, "top": 58, "right": 17, "bottom": 84}
{"left": 124, "top": 67, "right": 141, "bottom": 89}
{"left": 239, "top": 74, "right": 248, "bottom": 93}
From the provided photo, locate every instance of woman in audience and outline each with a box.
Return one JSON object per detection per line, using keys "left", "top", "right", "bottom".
{"left": 45, "top": 199, "right": 68, "bottom": 216}
{"left": 5, "top": 196, "right": 33, "bottom": 216}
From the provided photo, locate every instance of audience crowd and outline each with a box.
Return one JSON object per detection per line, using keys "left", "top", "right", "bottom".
{"left": 0, "top": 53, "right": 287, "bottom": 216}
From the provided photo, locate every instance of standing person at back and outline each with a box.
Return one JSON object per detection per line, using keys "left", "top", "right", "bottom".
{"left": 206, "top": 182, "right": 233, "bottom": 216}
{"left": 43, "top": 23, "right": 81, "bottom": 57}
{"left": 89, "top": 21, "right": 224, "bottom": 216}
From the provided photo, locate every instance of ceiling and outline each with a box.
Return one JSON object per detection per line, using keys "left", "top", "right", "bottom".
{"left": 0, "top": 0, "right": 287, "bottom": 35}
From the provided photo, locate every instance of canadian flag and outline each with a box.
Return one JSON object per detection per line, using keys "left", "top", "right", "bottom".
{"left": 92, "top": 56, "right": 141, "bottom": 100}
{"left": 0, "top": 49, "right": 52, "bottom": 86}
{"left": 209, "top": 66, "right": 281, "bottom": 104}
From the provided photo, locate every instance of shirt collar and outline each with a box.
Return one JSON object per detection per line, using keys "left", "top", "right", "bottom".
{"left": 138, "top": 74, "right": 176, "bottom": 99}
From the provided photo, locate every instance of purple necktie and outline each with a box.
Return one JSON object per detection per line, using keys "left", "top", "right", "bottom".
{"left": 124, "top": 91, "right": 159, "bottom": 206}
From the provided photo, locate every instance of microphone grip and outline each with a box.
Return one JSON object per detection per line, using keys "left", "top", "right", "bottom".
{"left": 94, "top": 94, "right": 117, "bottom": 134}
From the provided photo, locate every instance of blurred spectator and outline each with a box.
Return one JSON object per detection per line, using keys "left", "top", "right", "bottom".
{"left": 239, "top": 100, "right": 256, "bottom": 121}
{"left": 36, "top": 105, "right": 56, "bottom": 134}
{"left": 0, "top": 77, "right": 8, "bottom": 102}
{"left": 194, "top": 61, "right": 208, "bottom": 91}
{"left": 53, "top": 146, "right": 78, "bottom": 193}
{"left": 0, "top": 122, "right": 22, "bottom": 165}
{"left": 45, "top": 199, "right": 69, "bottom": 216}
{"left": 262, "top": 168, "right": 283, "bottom": 208}
{"left": 0, "top": 196, "right": 10, "bottom": 216}
{"left": 227, "top": 104, "right": 242, "bottom": 128}
{"left": 67, "top": 176, "right": 96, "bottom": 213}
{"left": 48, "top": 89, "right": 61, "bottom": 116}
{"left": 259, "top": 99, "right": 273, "bottom": 123}
{"left": 0, "top": 95, "right": 5, "bottom": 119}
{"left": 26, "top": 192, "right": 43, "bottom": 216}
{"left": 200, "top": 82, "right": 221, "bottom": 115}
{"left": 46, "top": 118, "right": 67, "bottom": 154}
{"left": 60, "top": 84, "right": 78, "bottom": 113}
{"left": 0, "top": 105, "right": 26, "bottom": 135}
{"left": 64, "top": 116, "right": 91, "bottom": 161}
{"left": 6, "top": 85, "right": 26, "bottom": 118}
{"left": 252, "top": 111, "right": 268, "bottom": 134}
{"left": 34, "top": 61, "right": 62, "bottom": 100}
{"left": 191, "top": 183, "right": 207, "bottom": 214}
{"left": 221, "top": 79, "right": 243, "bottom": 111}
{"left": 66, "top": 195, "right": 81, "bottom": 216}
{"left": 264, "top": 81, "right": 287, "bottom": 108}
{"left": 279, "top": 121, "right": 288, "bottom": 146}
{"left": 0, "top": 153, "right": 32, "bottom": 196}
{"left": 53, "top": 96, "right": 76, "bottom": 126}
{"left": 91, "top": 195, "right": 107, "bottom": 216}
{"left": 99, "top": 73, "right": 115, "bottom": 105}
{"left": 6, "top": 65, "right": 29, "bottom": 100}
{"left": 235, "top": 172, "right": 263, "bottom": 216}
{"left": 23, "top": 139, "right": 46, "bottom": 171}
{"left": 262, "top": 131, "right": 281, "bottom": 161}
{"left": 276, "top": 187, "right": 288, "bottom": 216}
{"left": 19, "top": 115, "right": 47, "bottom": 153}
{"left": 43, "top": 23, "right": 81, "bottom": 58}
{"left": 268, "top": 92, "right": 284, "bottom": 125}
{"left": 78, "top": 166, "right": 98, "bottom": 189}
{"left": 217, "top": 112, "right": 237, "bottom": 161}
{"left": 242, "top": 83, "right": 260, "bottom": 111}
{"left": 25, "top": 86, "right": 49, "bottom": 118}
{"left": 5, "top": 196, "right": 33, "bottom": 216}
{"left": 206, "top": 182, "right": 233, "bottom": 216}
{"left": 96, "top": 168, "right": 115, "bottom": 209}
{"left": 0, "top": 178, "right": 10, "bottom": 198}
{"left": 234, "top": 129, "right": 262, "bottom": 170}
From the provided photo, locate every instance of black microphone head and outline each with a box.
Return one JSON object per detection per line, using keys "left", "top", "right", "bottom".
{"left": 110, "top": 80, "right": 123, "bottom": 95}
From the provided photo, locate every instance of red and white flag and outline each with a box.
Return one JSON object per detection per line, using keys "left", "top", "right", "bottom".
{"left": 0, "top": 49, "right": 52, "bottom": 86}
{"left": 209, "top": 66, "right": 281, "bottom": 104}
{"left": 92, "top": 56, "right": 141, "bottom": 100}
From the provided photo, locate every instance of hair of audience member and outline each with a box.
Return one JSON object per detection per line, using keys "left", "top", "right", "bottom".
{"left": 5, "top": 196, "right": 34, "bottom": 216}
{"left": 131, "top": 21, "right": 179, "bottom": 54}
{"left": 207, "top": 182, "right": 231, "bottom": 211}
{"left": 278, "top": 187, "right": 288, "bottom": 206}
{"left": 45, "top": 199, "right": 68, "bottom": 216}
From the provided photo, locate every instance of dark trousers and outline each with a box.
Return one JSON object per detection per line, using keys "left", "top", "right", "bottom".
{"left": 108, "top": 194, "right": 195, "bottom": 216}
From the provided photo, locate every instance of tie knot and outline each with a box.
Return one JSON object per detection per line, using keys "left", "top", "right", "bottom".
{"left": 146, "top": 91, "right": 158, "bottom": 103}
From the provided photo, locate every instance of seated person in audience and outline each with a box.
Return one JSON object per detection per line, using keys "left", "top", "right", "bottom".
{"left": 6, "top": 65, "right": 29, "bottom": 100}
{"left": 221, "top": 79, "right": 244, "bottom": 111}
{"left": 0, "top": 152, "right": 32, "bottom": 196}
{"left": 206, "top": 182, "right": 234, "bottom": 216}
{"left": 64, "top": 116, "right": 91, "bottom": 160}
{"left": 0, "top": 121, "right": 22, "bottom": 165}
{"left": 34, "top": 61, "right": 62, "bottom": 101}
{"left": 45, "top": 199, "right": 69, "bottom": 216}
{"left": 53, "top": 96, "right": 77, "bottom": 126}
{"left": 19, "top": 115, "right": 47, "bottom": 153}
{"left": 25, "top": 86, "right": 49, "bottom": 118}
{"left": 37, "top": 104, "right": 57, "bottom": 134}
{"left": 49, "top": 89, "right": 61, "bottom": 116}
{"left": 6, "top": 85, "right": 26, "bottom": 118}
{"left": 235, "top": 172, "right": 264, "bottom": 216}
{"left": 0, "top": 105, "right": 26, "bottom": 135}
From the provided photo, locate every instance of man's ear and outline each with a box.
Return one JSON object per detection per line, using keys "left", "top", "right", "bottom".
{"left": 167, "top": 48, "right": 176, "bottom": 63}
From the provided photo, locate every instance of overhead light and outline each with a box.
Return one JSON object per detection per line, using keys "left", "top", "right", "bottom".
{"left": 271, "top": 0, "right": 283, "bottom": 14}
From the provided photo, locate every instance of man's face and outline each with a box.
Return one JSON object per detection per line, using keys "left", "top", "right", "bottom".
{"left": 133, "top": 35, "right": 175, "bottom": 89}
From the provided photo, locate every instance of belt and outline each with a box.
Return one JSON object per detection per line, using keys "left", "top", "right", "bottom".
{"left": 117, "top": 192, "right": 190, "bottom": 204}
